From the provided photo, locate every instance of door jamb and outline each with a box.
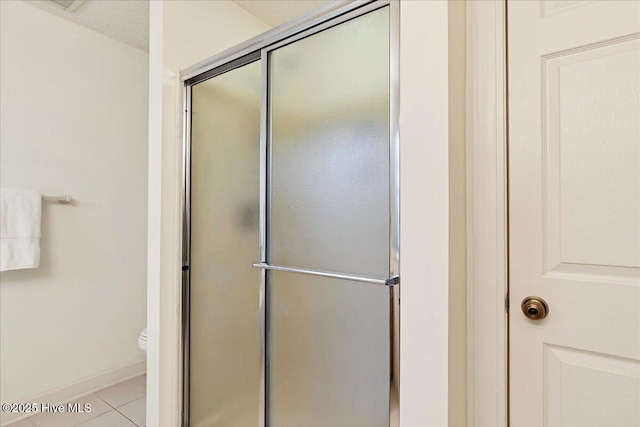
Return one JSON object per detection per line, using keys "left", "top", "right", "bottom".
{"left": 465, "top": 1, "right": 509, "bottom": 426}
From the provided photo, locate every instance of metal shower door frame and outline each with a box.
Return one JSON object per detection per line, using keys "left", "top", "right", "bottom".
{"left": 180, "top": 1, "right": 400, "bottom": 426}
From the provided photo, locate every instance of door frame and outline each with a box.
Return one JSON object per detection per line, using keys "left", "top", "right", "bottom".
{"left": 146, "top": 0, "right": 457, "bottom": 424}
{"left": 465, "top": 1, "right": 509, "bottom": 427}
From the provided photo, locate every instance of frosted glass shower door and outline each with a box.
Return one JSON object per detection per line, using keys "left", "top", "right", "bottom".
{"left": 189, "top": 60, "right": 262, "bottom": 427}
{"left": 267, "top": 7, "right": 391, "bottom": 427}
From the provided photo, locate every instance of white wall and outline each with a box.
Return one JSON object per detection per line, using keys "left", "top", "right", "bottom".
{"left": 147, "top": 2, "right": 270, "bottom": 425}
{"left": 0, "top": 2, "right": 149, "bottom": 424}
{"left": 399, "top": 1, "right": 450, "bottom": 425}
{"left": 162, "top": 1, "right": 271, "bottom": 72}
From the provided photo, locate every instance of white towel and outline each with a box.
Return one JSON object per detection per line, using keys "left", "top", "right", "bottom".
{"left": 0, "top": 188, "right": 42, "bottom": 272}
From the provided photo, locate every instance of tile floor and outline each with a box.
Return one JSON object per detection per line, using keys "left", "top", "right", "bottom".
{"left": 8, "top": 374, "right": 146, "bottom": 427}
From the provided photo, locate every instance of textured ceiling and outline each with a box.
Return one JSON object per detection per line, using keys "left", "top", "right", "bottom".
{"left": 24, "top": 0, "right": 149, "bottom": 51}
{"left": 22, "top": 0, "right": 330, "bottom": 53}
{"left": 233, "top": 0, "right": 329, "bottom": 27}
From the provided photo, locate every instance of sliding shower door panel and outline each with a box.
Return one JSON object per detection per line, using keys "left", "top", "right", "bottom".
{"left": 189, "top": 60, "right": 262, "bottom": 427}
{"left": 269, "top": 7, "right": 390, "bottom": 279}
{"left": 267, "top": 7, "right": 391, "bottom": 426}
{"left": 268, "top": 271, "right": 390, "bottom": 427}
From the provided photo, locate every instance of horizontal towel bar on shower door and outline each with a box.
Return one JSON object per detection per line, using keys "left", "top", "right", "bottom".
{"left": 251, "top": 262, "right": 398, "bottom": 286}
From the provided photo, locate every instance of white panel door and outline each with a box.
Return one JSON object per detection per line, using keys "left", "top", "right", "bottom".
{"left": 508, "top": 1, "right": 640, "bottom": 426}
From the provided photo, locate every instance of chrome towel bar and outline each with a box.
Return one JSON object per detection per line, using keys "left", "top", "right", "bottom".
{"left": 42, "top": 195, "right": 72, "bottom": 204}
{"left": 252, "top": 262, "right": 398, "bottom": 286}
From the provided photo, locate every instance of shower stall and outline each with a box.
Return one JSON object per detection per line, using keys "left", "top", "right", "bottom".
{"left": 181, "top": 1, "right": 399, "bottom": 425}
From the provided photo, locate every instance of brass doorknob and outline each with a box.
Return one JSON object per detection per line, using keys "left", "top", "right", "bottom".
{"left": 521, "top": 296, "right": 549, "bottom": 320}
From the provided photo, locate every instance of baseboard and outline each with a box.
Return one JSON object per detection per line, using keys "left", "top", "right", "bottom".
{"left": 1, "top": 359, "right": 146, "bottom": 426}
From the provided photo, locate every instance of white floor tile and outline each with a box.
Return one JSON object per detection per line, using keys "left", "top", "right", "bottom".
{"left": 74, "top": 410, "right": 136, "bottom": 427}
{"left": 6, "top": 417, "right": 36, "bottom": 427}
{"left": 117, "top": 397, "right": 145, "bottom": 427}
{"left": 95, "top": 375, "right": 146, "bottom": 408}
{"left": 29, "top": 394, "right": 111, "bottom": 427}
